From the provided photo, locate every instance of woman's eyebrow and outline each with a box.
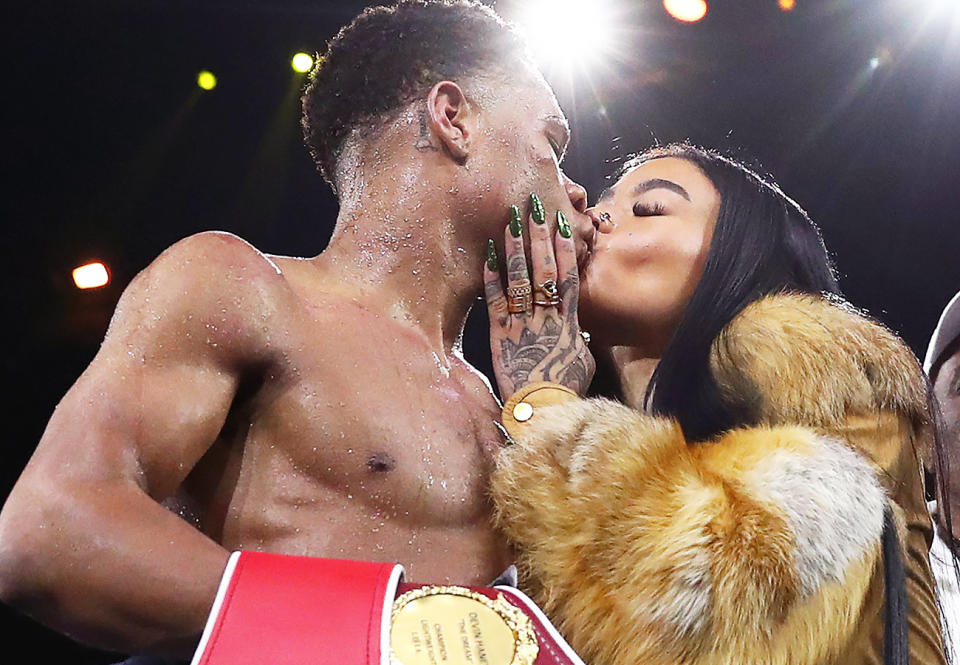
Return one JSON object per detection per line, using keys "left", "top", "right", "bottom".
{"left": 632, "top": 178, "right": 691, "bottom": 201}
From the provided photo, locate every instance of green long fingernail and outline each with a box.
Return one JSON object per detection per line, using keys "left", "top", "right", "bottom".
{"left": 509, "top": 205, "right": 523, "bottom": 237}
{"left": 557, "top": 210, "right": 571, "bottom": 238}
{"left": 530, "top": 193, "right": 545, "bottom": 224}
{"left": 486, "top": 239, "right": 498, "bottom": 270}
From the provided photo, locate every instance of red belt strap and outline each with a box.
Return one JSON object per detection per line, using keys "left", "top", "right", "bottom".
{"left": 191, "top": 551, "right": 403, "bottom": 665}
{"left": 191, "top": 551, "right": 585, "bottom": 665}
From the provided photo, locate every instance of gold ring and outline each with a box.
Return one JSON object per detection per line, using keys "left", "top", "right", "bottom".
{"left": 507, "top": 280, "right": 533, "bottom": 313}
{"left": 533, "top": 279, "right": 560, "bottom": 307}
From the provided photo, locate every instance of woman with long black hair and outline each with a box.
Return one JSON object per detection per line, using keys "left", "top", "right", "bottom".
{"left": 484, "top": 143, "right": 951, "bottom": 665}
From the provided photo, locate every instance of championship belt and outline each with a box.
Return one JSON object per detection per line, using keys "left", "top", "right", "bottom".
{"left": 190, "top": 551, "right": 586, "bottom": 665}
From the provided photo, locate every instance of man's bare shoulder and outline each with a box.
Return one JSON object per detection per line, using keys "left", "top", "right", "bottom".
{"left": 149, "top": 231, "right": 286, "bottom": 288}
{"left": 103, "top": 231, "right": 303, "bottom": 361}
{"left": 131, "top": 231, "right": 303, "bottom": 309}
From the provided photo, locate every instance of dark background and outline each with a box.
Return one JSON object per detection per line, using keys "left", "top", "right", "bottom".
{"left": 2, "top": 0, "right": 958, "bottom": 660}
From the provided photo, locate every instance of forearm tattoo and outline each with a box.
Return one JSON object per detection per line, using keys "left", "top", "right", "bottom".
{"left": 560, "top": 358, "right": 591, "bottom": 394}
{"left": 496, "top": 265, "right": 593, "bottom": 393}
{"left": 500, "top": 317, "right": 561, "bottom": 387}
{"left": 542, "top": 267, "right": 592, "bottom": 391}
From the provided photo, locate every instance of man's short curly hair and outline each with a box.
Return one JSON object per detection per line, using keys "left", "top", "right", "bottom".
{"left": 301, "top": 0, "right": 529, "bottom": 188}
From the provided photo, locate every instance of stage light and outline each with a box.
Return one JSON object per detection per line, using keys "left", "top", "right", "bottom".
{"left": 664, "top": 0, "right": 708, "bottom": 23}
{"left": 512, "top": 0, "right": 620, "bottom": 72}
{"left": 779, "top": 0, "right": 796, "bottom": 11}
{"left": 291, "top": 52, "right": 314, "bottom": 73}
{"left": 72, "top": 262, "right": 109, "bottom": 290}
{"left": 869, "top": 47, "right": 893, "bottom": 70}
{"left": 197, "top": 70, "right": 217, "bottom": 91}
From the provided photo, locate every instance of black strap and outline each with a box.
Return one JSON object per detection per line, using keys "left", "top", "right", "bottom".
{"left": 883, "top": 506, "right": 910, "bottom": 665}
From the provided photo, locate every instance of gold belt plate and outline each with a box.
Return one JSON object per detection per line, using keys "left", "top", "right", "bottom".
{"left": 389, "top": 585, "right": 539, "bottom": 665}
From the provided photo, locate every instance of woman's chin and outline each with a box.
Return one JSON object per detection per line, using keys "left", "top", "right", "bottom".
{"left": 579, "top": 291, "right": 654, "bottom": 349}
{"left": 579, "top": 268, "right": 617, "bottom": 321}
{"left": 578, "top": 291, "right": 617, "bottom": 344}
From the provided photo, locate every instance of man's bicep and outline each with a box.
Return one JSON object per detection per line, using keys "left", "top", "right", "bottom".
{"left": 41, "top": 350, "right": 239, "bottom": 499}
{"left": 28, "top": 234, "right": 270, "bottom": 497}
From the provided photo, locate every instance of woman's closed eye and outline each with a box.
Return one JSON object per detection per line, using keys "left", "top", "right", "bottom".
{"left": 633, "top": 201, "right": 666, "bottom": 217}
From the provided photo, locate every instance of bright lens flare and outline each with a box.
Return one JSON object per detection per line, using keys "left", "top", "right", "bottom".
{"left": 291, "top": 52, "right": 314, "bottom": 73}
{"left": 73, "top": 262, "right": 110, "bottom": 290}
{"left": 197, "top": 70, "right": 217, "bottom": 91}
{"left": 514, "top": 0, "right": 619, "bottom": 72}
{"left": 869, "top": 47, "right": 893, "bottom": 70}
{"left": 779, "top": 0, "right": 796, "bottom": 11}
{"left": 664, "top": 0, "right": 708, "bottom": 23}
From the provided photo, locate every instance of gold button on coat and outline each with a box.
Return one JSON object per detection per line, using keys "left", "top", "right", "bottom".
{"left": 513, "top": 402, "right": 534, "bottom": 422}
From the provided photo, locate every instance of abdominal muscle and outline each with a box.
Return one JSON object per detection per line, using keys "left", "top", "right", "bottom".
{"left": 185, "top": 413, "right": 513, "bottom": 586}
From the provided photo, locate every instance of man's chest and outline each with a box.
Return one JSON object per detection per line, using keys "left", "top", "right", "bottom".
{"left": 245, "top": 333, "right": 507, "bottom": 511}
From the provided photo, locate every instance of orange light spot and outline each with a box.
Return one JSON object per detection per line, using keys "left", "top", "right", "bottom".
{"left": 664, "top": 0, "right": 708, "bottom": 22}
{"left": 779, "top": 0, "right": 796, "bottom": 11}
{"left": 73, "top": 262, "right": 110, "bottom": 289}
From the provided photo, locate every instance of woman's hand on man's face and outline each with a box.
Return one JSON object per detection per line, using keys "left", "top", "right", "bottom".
{"left": 484, "top": 193, "right": 596, "bottom": 398}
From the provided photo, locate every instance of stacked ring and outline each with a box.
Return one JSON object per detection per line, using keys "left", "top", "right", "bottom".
{"left": 507, "top": 280, "right": 533, "bottom": 313}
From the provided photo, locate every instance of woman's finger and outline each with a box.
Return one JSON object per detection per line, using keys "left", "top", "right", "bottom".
{"left": 527, "top": 193, "right": 560, "bottom": 308}
{"left": 554, "top": 210, "right": 580, "bottom": 309}
{"left": 484, "top": 239, "right": 509, "bottom": 327}
{"left": 504, "top": 204, "right": 532, "bottom": 317}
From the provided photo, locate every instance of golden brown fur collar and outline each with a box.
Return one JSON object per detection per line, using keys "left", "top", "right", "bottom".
{"left": 711, "top": 293, "right": 928, "bottom": 431}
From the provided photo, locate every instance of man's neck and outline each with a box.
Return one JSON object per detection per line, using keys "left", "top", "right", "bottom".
{"left": 312, "top": 169, "right": 486, "bottom": 356}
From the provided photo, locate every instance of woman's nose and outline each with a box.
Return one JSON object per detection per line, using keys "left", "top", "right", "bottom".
{"left": 586, "top": 206, "right": 615, "bottom": 234}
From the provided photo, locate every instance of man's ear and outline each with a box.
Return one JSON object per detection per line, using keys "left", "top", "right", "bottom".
{"left": 426, "top": 81, "right": 474, "bottom": 162}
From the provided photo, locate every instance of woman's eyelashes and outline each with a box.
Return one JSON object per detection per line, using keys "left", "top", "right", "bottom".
{"left": 632, "top": 201, "right": 666, "bottom": 217}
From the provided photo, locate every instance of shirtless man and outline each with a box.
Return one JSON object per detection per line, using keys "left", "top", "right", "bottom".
{"left": 0, "top": 0, "right": 593, "bottom": 658}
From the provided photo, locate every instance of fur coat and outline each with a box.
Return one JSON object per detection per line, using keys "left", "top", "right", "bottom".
{"left": 492, "top": 293, "right": 946, "bottom": 665}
